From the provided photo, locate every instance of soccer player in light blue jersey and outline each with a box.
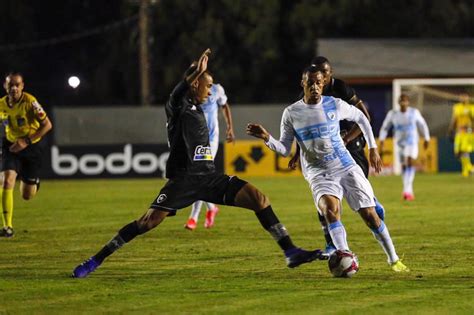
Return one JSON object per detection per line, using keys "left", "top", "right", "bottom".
{"left": 184, "top": 83, "right": 235, "bottom": 230}
{"left": 247, "top": 66, "right": 409, "bottom": 272}
{"left": 379, "top": 94, "right": 430, "bottom": 201}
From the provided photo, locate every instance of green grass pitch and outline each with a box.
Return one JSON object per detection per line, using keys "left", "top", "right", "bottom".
{"left": 0, "top": 174, "right": 473, "bottom": 314}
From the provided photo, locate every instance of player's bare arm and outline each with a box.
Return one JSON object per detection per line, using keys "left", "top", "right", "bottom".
{"left": 369, "top": 148, "right": 382, "bottom": 173}
{"left": 246, "top": 123, "right": 270, "bottom": 142}
{"left": 222, "top": 103, "right": 235, "bottom": 143}
{"left": 185, "top": 48, "right": 211, "bottom": 85}
{"left": 288, "top": 145, "right": 300, "bottom": 170}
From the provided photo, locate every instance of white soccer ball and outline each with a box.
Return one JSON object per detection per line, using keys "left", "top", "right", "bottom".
{"left": 328, "top": 250, "right": 359, "bottom": 278}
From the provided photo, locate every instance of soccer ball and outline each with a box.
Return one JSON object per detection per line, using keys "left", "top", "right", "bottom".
{"left": 328, "top": 250, "right": 359, "bottom": 278}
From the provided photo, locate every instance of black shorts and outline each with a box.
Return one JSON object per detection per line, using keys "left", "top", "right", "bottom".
{"left": 1, "top": 137, "right": 45, "bottom": 184}
{"left": 349, "top": 148, "right": 369, "bottom": 178}
{"left": 150, "top": 173, "right": 248, "bottom": 216}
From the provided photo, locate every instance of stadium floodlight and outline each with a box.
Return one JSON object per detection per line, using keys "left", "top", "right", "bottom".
{"left": 392, "top": 78, "right": 474, "bottom": 174}
{"left": 68, "top": 76, "right": 81, "bottom": 89}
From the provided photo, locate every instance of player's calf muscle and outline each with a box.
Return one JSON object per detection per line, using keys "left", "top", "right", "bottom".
{"left": 359, "top": 207, "right": 380, "bottom": 229}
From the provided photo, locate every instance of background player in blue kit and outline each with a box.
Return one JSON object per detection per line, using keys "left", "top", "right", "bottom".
{"left": 379, "top": 94, "right": 430, "bottom": 200}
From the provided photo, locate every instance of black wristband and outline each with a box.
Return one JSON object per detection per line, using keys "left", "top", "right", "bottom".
{"left": 24, "top": 137, "right": 32, "bottom": 145}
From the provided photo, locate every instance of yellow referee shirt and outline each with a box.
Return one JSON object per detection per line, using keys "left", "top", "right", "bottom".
{"left": 452, "top": 102, "right": 474, "bottom": 131}
{"left": 0, "top": 92, "right": 48, "bottom": 144}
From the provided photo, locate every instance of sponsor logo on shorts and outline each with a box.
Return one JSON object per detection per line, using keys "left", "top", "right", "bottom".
{"left": 193, "top": 145, "right": 213, "bottom": 161}
{"left": 156, "top": 194, "right": 167, "bottom": 204}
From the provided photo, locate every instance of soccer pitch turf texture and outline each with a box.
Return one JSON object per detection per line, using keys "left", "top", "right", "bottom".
{"left": 0, "top": 174, "right": 472, "bottom": 314}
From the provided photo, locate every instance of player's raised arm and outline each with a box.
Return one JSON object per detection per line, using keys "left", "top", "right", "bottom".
{"left": 185, "top": 48, "right": 211, "bottom": 86}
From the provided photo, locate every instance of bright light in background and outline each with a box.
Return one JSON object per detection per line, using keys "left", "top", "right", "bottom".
{"left": 68, "top": 76, "right": 80, "bottom": 89}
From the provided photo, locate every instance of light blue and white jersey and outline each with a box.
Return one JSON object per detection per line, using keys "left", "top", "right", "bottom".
{"left": 379, "top": 107, "right": 430, "bottom": 147}
{"left": 266, "top": 96, "right": 377, "bottom": 177}
{"left": 200, "top": 84, "right": 228, "bottom": 142}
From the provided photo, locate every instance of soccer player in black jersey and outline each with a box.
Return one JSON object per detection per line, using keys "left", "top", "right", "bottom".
{"left": 72, "top": 49, "right": 326, "bottom": 278}
{"left": 289, "top": 56, "right": 386, "bottom": 255}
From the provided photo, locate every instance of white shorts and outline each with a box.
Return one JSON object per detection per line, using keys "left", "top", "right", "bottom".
{"left": 308, "top": 165, "right": 375, "bottom": 213}
{"left": 398, "top": 144, "right": 418, "bottom": 161}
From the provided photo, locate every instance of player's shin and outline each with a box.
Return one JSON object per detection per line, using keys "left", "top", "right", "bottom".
{"left": 93, "top": 221, "right": 143, "bottom": 263}
{"left": 2, "top": 188, "right": 13, "bottom": 228}
{"left": 370, "top": 221, "right": 399, "bottom": 264}
{"left": 318, "top": 212, "right": 335, "bottom": 247}
{"left": 255, "top": 206, "right": 296, "bottom": 252}
{"left": 460, "top": 154, "right": 472, "bottom": 177}
{"left": 328, "top": 221, "right": 349, "bottom": 251}
{"left": 190, "top": 201, "right": 203, "bottom": 221}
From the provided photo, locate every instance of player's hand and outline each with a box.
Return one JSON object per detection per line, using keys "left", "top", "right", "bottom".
{"left": 226, "top": 128, "right": 235, "bottom": 144}
{"left": 9, "top": 138, "right": 29, "bottom": 153}
{"left": 288, "top": 154, "right": 300, "bottom": 170}
{"left": 369, "top": 148, "right": 382, "bottom": 174}
{"left": 196, "top": 48, "right": 211, "bottom": 74}
{"left": 246, "top": 123, "right": 270, "bottom": 142}
{"left": 423, "top": 140, "right": 429, "bottom": 150}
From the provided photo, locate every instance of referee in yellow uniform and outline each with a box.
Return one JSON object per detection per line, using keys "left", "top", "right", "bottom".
{"left": 0, "top": 73, "right": 52, "bottom": 237}
{"left": 448, "top": 93, "right": 474, "bottom": 177}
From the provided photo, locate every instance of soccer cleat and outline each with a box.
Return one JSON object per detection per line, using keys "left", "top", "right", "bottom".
{"left": 204, "top": 207, "right": 219, "bottom": 229}
{"left": 391, "top": 260, "right": 410, "bottom": 272}
{"left": 184, "top": 218, "right": 197, "bottom": 230}
{"left": 0, "top": 227, "right": 14, "bottom": 238}
{"left": 285, "top": 248, "right": 327, "bottom": 268}
{"left": 72, "top": 257, "right": 100, "bottom": 278}
{"left": 403, "top": 192, "right": 415, "bottom": 201}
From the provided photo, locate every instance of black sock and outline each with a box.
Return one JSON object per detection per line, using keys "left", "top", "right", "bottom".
{"left": 93, "top": 221, "right": 141, "bottom": 264}
{"left": 318, "top": 212, "right": 334, "bottom": 247}
{"left": 255, "top": 206, "right": 296, "bottom": 252}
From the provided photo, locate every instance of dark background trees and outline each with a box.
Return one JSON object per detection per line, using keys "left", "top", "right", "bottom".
{"left": 0, "top": 0, "right": 472, "bottom": 106}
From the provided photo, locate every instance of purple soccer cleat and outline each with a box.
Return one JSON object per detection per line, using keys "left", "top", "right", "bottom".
{"left": 72, "top": 257, "right": 100, "bottom": 278}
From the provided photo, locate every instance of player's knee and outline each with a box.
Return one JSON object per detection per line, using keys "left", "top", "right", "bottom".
{"left": 21, "top": 192, "right": 35, "bottom": 200}
{"left": 3, "top": 177, "right": 15, "bottom": 189}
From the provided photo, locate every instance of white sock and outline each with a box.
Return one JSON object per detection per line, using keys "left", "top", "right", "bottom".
{"left": 328, "top": 221, "right": 349, "bottom": 251}
{"left": 206, "top": 202, "right": 217, "bottom": 211}
{"left": 402, "top": 168, "right": 410, "bottom": 193}
{"left": 371, "top": 221, "right": 399, "bottom": 264}
{"left": 407, "top": 166, "right": 415, "bottom": 194}
{"left": 190, "top": 201, "right": 203, "bottom": 221}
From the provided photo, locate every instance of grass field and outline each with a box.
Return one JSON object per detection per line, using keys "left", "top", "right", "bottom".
{"left": 0, "top": 174, "right": 473, "bottom": 314}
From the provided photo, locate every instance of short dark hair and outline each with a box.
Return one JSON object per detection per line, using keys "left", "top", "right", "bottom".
{"left": 302, "top": 64, "right": 320, "bottom": 76}
{"left": 311, "top": 56, "right": 330, "bottom": 66}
